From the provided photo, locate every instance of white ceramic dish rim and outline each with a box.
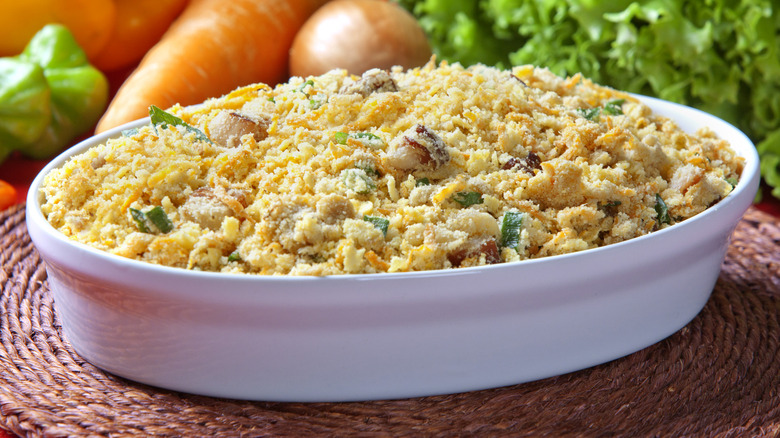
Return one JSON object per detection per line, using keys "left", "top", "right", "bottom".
{"left": 26, "top": 94, "right": 760, "bottom": 285}
{"left": 24, "top": 94, "right": 761, "bottom": 401}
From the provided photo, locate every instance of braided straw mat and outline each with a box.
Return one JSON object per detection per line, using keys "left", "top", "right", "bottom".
{"left": 1, "top": 202, "right": 779, "bottom": 437}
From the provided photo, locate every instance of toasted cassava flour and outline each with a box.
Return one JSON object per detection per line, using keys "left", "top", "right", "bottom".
{"left": 40, "top": 61, "right": 743, "bottom": 275}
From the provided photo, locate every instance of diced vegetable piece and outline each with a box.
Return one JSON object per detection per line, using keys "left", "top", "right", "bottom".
{"left": 334, "top": 131, "right": 385, "bottom": 148}
{"left": 415, "top": 177, "right": 430, "bottom": 186}
{"left": 341, "top": 168, "right": 376, "bottom": 194}
{"left": 146, "top": 205, "right": 174, "bottom": 233}
{"left": 654, "top": 194, "right": 671, "bottom": 225}
{"left": 149, "top": 105, "right": 212, "bottom": 144}
{"left": 603, "top": 99, "right": 625, "bottom": 115}
{"left": 577, "top": 107, "right": 600, "bottom": 121}
{"left": 129, "top": 208, "right": 151, "bottom": 233}
{"left": 228, "top": 250, "right": 241, "bottom": 262}
{"left": 352, "top": 132, "right": 385, "bottom": 149}
{"left": 334, "top": 131, "right": 348, "bottom": 144}
{"left": 452, "top": 191, "right": 483, "bottom": 207}
{"left": 500, "top": 211, "right": 524, "bottom": 250}
{"left": 364, "top": 215, "right": 389, "bottom": 236}
{"left": 129, "top": 205, "right": 174, "bottom": 233}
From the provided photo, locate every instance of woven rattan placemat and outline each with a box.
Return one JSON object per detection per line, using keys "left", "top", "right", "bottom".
{"left": 1, "top": 203, "right": 779, "bottom": 437}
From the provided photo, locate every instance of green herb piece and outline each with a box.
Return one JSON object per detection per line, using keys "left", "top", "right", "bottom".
{"left": 577, "top": 107, "right": 601, "bottom": 121}
{"left": 500, "top": 211, "right": 524, "bottom": 250}
{"left": 726, "top": 177, "right": 739, "bottom": 188}
{"left": 355, "top": 162, "right": 379, "bottom": 176}
{"left": 364, "top": 215, "right": 390, "bottom": 237}
{"left": 149, "top": 105, "right": 212, "bottom": 144}
{"left": 352, "top": 132, "right": 385, "bottom": 149}
{"left": 333, "top": 131, "right": 385, "bottom": 149}
{"left": 146, "top": 206, "right": 173, "bottom": 233}
{"left": 604, "top": 200, "right": 622, "bottom": 208}
{"left": 129, "top": 206, "right": 174, "bottom": 234}
{"left": 603, "top": 99, "right": 626, "bottom": 115}
{"left": 452, "top": 191, "right": 483, "bottom": 207}
{"left": 309, "top": 95, "right": 326, "bottom": 109}
{"left": 654, "top": 194, "right": 671, "bottom": 225}
{"left": 129, "top": 208, "right": 151, "bottom": 233}
{"left": 121, "top": 127, "right": 139, "bottom": 137}
{"left": 341, "top": 168, "right": 376, "bottom": 194}
{"left": 334, "top": 131, "right": 349, "bottom": 145}
{"left": 227, "top": 251, "right": 241, "bottom": 262}
{"left": 415, "top": 177, "right": 430, "bottom": 186}
{"left": 297, "top": 79, "right": 314, "bottom": 94}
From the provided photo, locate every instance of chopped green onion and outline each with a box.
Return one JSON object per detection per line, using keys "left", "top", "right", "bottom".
{"left": 333, "top": 131, "right": 385, "bottom": 149}
{"left": 355, "top": 162, "right": 379, "bottom": 176}
{"left": 227, "top": 251, "right": 241, "bottom": 262}
{"left": 500, "top": 211, "right": 524, "bottom": 250}
{"left": 341, "top": 168, "right": 376, "bottom": 194}
{"left": 149, "top": 105, "right": 212, "bottom": 144}
{"left": 452, "top": 191, "right": 483, "bottom": 207}
{"left": 726, "top": 177, "right": 739, "bottom": 188}
{"left": 297, "top": 79, "right": 314, "bottom": 93}
{"left": 334, "top": 131, "right": 349, "bottom": 145}
{"left": 121, "top": 127, "right": 139, "bottom": 137}
{"left": 129, "top": 208, "right": 150, "bottom": 233}
{"left": 577, "top": 107, "right": 600, "bottom": 121}
{"left": 267, "top": 97, "right": 275, "bottom": 103}
{"left": 415, "top": 177, "right": 430, "bottom": 186}
{"left": 352, "top": 132, "right": 385, "bottom": 149}
{"left": 309, "top": 95, "right": 326, "bottom": 109}
{"left": 129, "top": 206, "right": 174, "bottom": 234}
{"left": 603, "top": 99, "right": 626, "bottom": 115}
{"left": 146, "top": 206, "right": 173, "bottom": 233}
{"left": 654, "top": 194, "right": 671, "bottom": 225}
{"left": 364, "top": 215, "right": 389, "bottom": 237}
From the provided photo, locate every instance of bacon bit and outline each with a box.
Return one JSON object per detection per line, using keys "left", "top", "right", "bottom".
{"left": 387, "top": 124, "right": 450, "bottom": 171}
{"left": 448, "top": 237, "right": 501, "bottom": 267}
{"left": 340, "top": 69, "right": 398, "bottom": 97}
{"left": 503, "top": 152, "right": 542, "bottom": 174}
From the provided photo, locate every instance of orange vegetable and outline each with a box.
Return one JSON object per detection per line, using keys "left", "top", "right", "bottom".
{"left": 0, "top": 180, "right": 16, "bottom": 211}
{"left": 96, "top": 0, "right": 331, "bottom": 133}
{"left": 0, "top": 0, "right": 116, "bottom": 59}
{"left": 91, "top": 0, "right": 189, "bottom": 72}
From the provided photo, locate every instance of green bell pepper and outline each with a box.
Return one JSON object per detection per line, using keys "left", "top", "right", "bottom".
{"left": 0, "top": 24, "right": 108, "bottom": 162}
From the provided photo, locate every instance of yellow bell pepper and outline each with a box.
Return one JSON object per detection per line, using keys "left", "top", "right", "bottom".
{"left": 0, "top": 0, "right": 116, "bottom": 59}
{"left": 0, "top": 0, "right": 187, "bottom": 71}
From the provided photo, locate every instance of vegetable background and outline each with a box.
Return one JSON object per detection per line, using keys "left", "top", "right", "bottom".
{"left": 396, "top": 0, "right": 780, "bottom": 199}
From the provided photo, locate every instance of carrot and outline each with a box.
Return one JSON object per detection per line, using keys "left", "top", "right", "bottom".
{"left": 95, "top": 0, "right": 330, "bottom": 133}
{"left": 0, "top": 180, "right": 17, "bottom": 211}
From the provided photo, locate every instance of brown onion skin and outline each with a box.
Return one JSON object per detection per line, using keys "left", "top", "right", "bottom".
{"left": 289, "top": 0, "right": 432, "bottom": 77}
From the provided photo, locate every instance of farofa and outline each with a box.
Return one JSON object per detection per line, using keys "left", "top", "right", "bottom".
{"left": 40, "top": 61, "right": 743, "bottom": 275}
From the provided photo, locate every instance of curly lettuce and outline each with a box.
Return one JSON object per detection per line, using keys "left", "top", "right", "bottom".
{"left": 396, "top": 0, "right": 780, "bottom": 199}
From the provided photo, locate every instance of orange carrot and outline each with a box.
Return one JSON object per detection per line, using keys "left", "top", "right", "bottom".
{"left": 96, "top": 0, "right": 330, "bottom": 133}
{"left": 0, "top": 180, "right": 17, "bottom": 211}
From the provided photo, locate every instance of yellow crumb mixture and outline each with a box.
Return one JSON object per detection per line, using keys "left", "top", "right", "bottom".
{"left": 40, "top": 61, "right": 743, "bottom": 275}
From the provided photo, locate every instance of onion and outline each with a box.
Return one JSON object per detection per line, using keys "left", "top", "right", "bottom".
{"left": 289, "top": 0, "right": 432, "bottom": 77}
